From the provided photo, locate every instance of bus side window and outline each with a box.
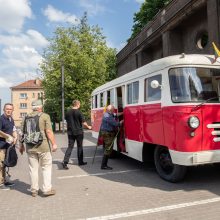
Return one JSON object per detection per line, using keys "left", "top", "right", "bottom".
{"left": 107, "top": 89, "right": 115, "bottom": 106}
{"left": 107, "top": 90, "right": 110, "bottom": 105}
{"left": 94, "top": 95, "right": 98, "bottom": 108}
{"left": 100, "top": 93, "right": 104, "bottom": 107}
{"left": 145, "top": 75, "right": 162, "bottom": 102}
{"left": 127, "top": 81, "right": 139, "bottom": 104}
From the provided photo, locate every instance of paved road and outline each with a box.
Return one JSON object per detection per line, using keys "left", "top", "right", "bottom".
{"left": 1, "top": 131, "right": 220, "bottom": 220}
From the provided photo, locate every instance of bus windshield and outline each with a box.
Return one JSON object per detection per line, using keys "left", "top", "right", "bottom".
{"left": 169, "top": 67, "right": 220, "bottom": 103}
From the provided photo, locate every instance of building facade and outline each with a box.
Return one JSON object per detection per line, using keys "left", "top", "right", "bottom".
{"left": 117, "top": 0, "right": 220, "bottom": 76}
{"left": 11, "top": 79, "right": 44, "bottom": 127}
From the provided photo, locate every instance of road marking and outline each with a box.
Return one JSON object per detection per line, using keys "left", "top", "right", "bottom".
{"left": 81, "top": 197, "right": 220, "bottom": 220}
{"left": 57, "top": 169, "right": 140, "bottom": 179}
{"left": 58, "top": 146, "right": 96, "bottom": 150}
{"left": 53, "top": 156, "right": 102, "bottom": 161}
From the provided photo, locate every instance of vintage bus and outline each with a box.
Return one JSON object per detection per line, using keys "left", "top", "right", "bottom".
{"left": 91, "top": 54, "right": 220, "bottom": 182}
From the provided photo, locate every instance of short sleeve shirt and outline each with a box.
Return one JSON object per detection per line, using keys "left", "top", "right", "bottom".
{"left": 23, "top": 111, "right": 53, "bottom": 153}
{"left": 0, "top": 114, "right": 15, "bottom": 149}
{"left": 65, "top": 109, "right": 85, "bottom": 135}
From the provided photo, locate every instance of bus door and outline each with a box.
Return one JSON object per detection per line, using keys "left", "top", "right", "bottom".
{"left": 116, "top": 86, "right": 126, "bottom": 152}
{"left": 142, "top": 75, "right": 164, "bottom": 145}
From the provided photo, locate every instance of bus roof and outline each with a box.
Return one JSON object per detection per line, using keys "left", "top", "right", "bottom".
{"left": 92, "top": 54, "right": 220, "bottom": 95}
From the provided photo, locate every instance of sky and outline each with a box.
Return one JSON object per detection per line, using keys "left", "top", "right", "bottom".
{"left": 0, "top": 0, "right": 144, "bottom": 108}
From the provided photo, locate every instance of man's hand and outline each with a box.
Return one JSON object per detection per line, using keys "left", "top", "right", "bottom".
{"left": 51, "top": 144, "right": 58, "bottom": 152}
{"left": 6, "top": 135, "right": 14, "bottom": 144}
{"left": 88, "top": 125, "right": 92, "bottom": 130}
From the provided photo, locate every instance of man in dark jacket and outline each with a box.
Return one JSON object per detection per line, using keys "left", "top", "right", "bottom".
{"left": 62, "top": 100, "right": 92, "bottom": 169}
{"left": 100, "top": 105, "right": 123, "bottom": 170}
{"left": 0, "top": 103, "right": 17, "bottom": 190}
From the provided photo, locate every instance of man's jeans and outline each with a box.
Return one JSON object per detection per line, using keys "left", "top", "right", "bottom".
{"left": 63, "top": 134, "right": 84, "bottom": 164}
{"left": 27, "top": 152, "right": 52, "bottom": 193}
{"left": 0, "top": 149, "right": 5, "bottom": 184}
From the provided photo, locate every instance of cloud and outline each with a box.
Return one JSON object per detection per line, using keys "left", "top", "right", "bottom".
{"left": 0, "top": 29, "right": 48, "bottom": 48}
{"left": 0, "top": 0, "right": 32, "bottom": 33}
{"left": 0, "top": 29, "right": 48, "bottom": 88}
{"left": 0, "top": 45, "right": 43, "bottom": 82}
{"left": 106, "top": 39, "right": 127, "bottom": 52}
{"left": 135, "top": 0, "right": 145, "bottom": 3}
{"left": 79, "top": 0, "right": 107, "bottom": 16}
{"left": 43, "top": 5, "right": 79, "bottom": 24}
{"left": 0, "top": 77, "right": 13, "bottom": 88}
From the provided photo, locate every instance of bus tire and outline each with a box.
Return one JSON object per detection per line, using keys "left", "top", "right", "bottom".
{"left": 154, "top": 146, "right": 187, "bottom": 182}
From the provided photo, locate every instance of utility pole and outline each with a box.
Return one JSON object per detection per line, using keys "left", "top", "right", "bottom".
{"left": 61, "top": 63, "right": 65, "bottom": 134}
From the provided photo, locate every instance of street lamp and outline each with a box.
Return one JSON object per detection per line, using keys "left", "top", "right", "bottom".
{"left": 61, "top": 63, "right": 65, "bottom": 134}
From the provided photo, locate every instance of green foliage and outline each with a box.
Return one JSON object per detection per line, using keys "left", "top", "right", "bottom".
{"left": 129, "top": 0, "right": 171, "bottom": 41}
{"left": 41, "top": 13, "right": 117, "bottom": 120}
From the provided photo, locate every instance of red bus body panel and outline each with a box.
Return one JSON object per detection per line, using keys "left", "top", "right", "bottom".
{"left": 92, "top": 104, "right": 220, "bottom": 153}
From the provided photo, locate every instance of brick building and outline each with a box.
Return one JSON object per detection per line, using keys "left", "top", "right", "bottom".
{"left": 10, "top": 79, "right": 44, "bottom": 126}
{"left": 117, "top": 0, "right": 220, "bottom": 76}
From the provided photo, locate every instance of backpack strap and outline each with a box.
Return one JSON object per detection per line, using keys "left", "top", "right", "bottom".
{"left": 23, "top": 115, "right": 28, "bottom": 134}
{"left": 35, "top": 112, "right": 43, "bottom": 132}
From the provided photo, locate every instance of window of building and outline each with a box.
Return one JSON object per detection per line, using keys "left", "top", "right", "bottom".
{"left": 20, "top": 93, "right": 27, "bottom": 99}
{"left": 145, "top": 75, "right": 162, "bottom": 102}
{"left": 20, "top": 112, "right": 27, "bottom": 118}
{"left": 20, "top": 103, "right": 27, "bottom": 109}
{"left": 127, "top": 81, "right": 139, "bottom": 104}
{"left": 32, "top": 93, "right": 35, "bottom": 98}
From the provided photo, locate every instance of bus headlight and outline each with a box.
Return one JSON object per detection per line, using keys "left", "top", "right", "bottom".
{"left": 188, "top": 116, "right": 200, "bottom": 129}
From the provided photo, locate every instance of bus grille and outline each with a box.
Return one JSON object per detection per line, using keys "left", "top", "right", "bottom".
{"left": 207, "top": 122, "right": 220, "bottom": 142}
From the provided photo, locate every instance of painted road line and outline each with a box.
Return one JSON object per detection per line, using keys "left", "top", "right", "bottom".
{"left": 82, "top": 197, "right": 220, "bottom": 220}
{"left": 58, "top": 146, "right": 96, "bottom": 150}
{"left": 57, "top": 169, "right": 140, "bottom": 179}
{"left": 53, "top": 156, "right": 102, "bottom": 161}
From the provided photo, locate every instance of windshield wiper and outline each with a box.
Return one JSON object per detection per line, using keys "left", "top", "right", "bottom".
{"left": 191, "top": 96, "right": 220, "bottom": 112}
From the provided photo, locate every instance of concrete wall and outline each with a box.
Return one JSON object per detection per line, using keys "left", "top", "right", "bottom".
{"left": 117, "top": 0, "right": 220, "bottom": 76}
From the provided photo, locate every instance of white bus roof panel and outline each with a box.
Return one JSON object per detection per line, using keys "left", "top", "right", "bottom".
{"left": 92, "top": 54, "right": 220, "bottom": 95}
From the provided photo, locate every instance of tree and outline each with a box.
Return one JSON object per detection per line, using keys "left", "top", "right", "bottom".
{"left": 129, "top": 0, "right": 171, "bottom": 41}
{"left": 41, "top": 13, "right": 117, "bottom": 120}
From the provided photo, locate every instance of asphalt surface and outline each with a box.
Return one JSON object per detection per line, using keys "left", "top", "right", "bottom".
{"left": 1, "top": 130, "right": 220, "bottom": 220}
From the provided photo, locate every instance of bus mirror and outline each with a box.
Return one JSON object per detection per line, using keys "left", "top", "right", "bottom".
{"left": 151, "top": 80, "right": 161, "bottom": 89}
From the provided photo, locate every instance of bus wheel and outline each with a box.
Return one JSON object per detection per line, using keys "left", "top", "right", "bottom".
{"left": 154, "top": 146, "right": 187, "bottom": 182}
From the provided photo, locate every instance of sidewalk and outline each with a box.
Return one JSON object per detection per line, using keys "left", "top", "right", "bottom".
{"left": 0, "top": 131, "right": 98, "bottom": 220}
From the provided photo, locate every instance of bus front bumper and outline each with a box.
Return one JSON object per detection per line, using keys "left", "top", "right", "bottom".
{"left": 169, "top": 149, "right": 220, "bottom": 166}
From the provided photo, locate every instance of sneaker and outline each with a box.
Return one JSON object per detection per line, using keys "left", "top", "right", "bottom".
{"left": 5, "top": 181, "right": 15, "bottom": 187}
{"left": 43, "top": 189, "right": 56, "bottom": 197}
{"left": 62, "top": 162, "right": 69, "bottom": 170}
{"left": 0, "top": 184, "right": 10, "bottom": 190}
{"left": 101, "top": 165, "right": 113, "bottom": 170}
{"left": 31, "top": 190, "right": 38, "bottom": 197}
{"left": 78, "top": 161, "right": 87, "bottom": 166}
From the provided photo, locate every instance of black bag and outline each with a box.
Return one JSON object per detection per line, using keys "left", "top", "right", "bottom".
{"left": 23, "top": 113, "right": 43, "bottom": 146}
{"left": 3, "top": 145, "right": 18, "bottom": 167}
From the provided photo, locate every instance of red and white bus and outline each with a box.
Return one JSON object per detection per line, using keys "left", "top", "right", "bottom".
{"left": 91, "top": 54, "right": 220, "bottom": 182}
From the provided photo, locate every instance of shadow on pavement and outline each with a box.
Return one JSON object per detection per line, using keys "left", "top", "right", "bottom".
{"left": 13, "top": 179, "right": 30, "bottom": 196}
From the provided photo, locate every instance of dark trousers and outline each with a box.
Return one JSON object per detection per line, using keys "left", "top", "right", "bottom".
{"left": 63, "top": 134, "right": 84, "bottom": 164}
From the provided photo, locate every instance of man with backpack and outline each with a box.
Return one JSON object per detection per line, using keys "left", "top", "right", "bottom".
{"left": 20, "top": 99, "right": 57, "bottom": 197}
{"left": 0, "top": 103, "right": 17, "bottom": 190}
